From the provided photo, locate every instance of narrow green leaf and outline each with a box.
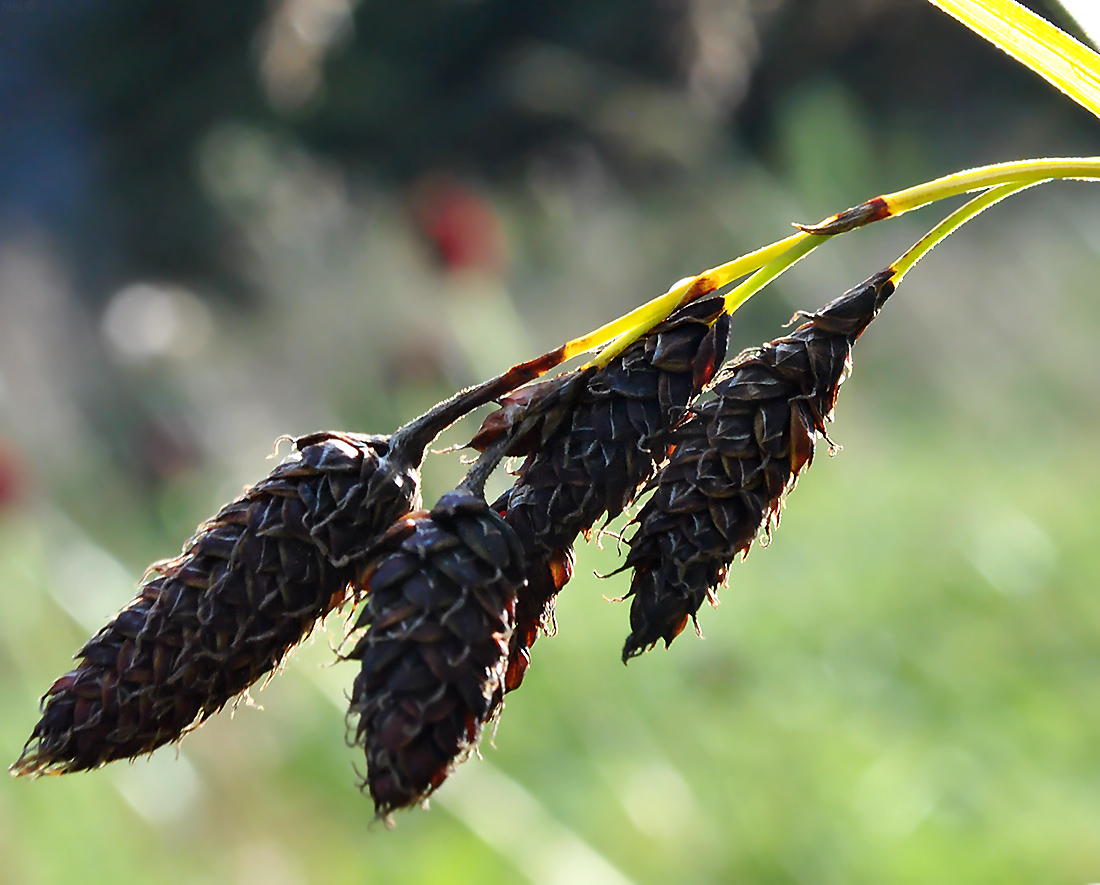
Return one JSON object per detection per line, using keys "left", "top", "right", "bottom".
{"left": 928, "top": 0, "right": 1100, "bottom": 121}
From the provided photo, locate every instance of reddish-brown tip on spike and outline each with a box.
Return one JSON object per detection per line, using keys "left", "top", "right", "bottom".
{"left": 494, "top": 295, "right": 732, "bottom": 689}
{"left": 796, "top": 197, "right": 891, "bottom": 236}
{"left": 620, "top": 270, "right": 897, "bottom": 662}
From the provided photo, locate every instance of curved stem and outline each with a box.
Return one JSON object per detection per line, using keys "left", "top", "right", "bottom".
{"left": 582, "top": 232, "right": 811, "bottom": 367}
{"left": 590, "top": 155, "right": 1100, "bottom": 365}
{"left": 890, "top": 181, "right": 1042, "bottom": 283}
{"left": 883, "top": 159, "right": 1095, "bottom": 216}
{"left": 388, "top": 348, "right": 569, "bottom": 461}
{"left": 722, "top": 235, "right": 827, "bottom": 315}
{"left": 589, "top": 236, "right": 826, "bottom": 368}
{"left": 399, "top": 156, "right": 1097, "bottom": 451}
{"left": 801, "top": 157, "right": 1100, "bottom": 234}
{"left": 698, "top": 180, "right": 1037, "bottom": 333}
{"left": 390, "top": 234, "right": 813, "bottom": 455}
{"left": 458, "top": 434, "right": 513, "bottom": 497}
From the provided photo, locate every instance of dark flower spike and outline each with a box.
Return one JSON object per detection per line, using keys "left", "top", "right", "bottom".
{"left": 14, "top": 432, "right": 404, "bottom": 776}
{"left": 13, "top": 347, "right": 576, "bottom": 778}
{"left": 12, "top": 156, "right": 1049, "bottom": 805}
{"left": 346, "top": 439, "right": 526, "bottom": 816}
{"left": 620, "top": 270, "right": 895, "bottom": 661}
{"left": 471, "top": 295, "right": 731, "bottom": 691}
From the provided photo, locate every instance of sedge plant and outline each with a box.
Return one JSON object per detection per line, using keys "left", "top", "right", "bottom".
{"left": 10, "top": 0, "right": 1100, "bottom": 820}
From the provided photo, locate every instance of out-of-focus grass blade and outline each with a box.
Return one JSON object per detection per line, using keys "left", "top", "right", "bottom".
{"left": 1054, "top": 1, "right": 1100, "bottom": 49}
{"left": 928, "top": 0, "right": 1100, "bottom": 121}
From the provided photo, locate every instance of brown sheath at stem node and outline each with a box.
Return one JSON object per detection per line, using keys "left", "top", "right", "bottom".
{"left": 796, "top": 197, "right": 891, "bottom": 236}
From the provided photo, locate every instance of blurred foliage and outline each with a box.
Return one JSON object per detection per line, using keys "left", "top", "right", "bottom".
{"left": 3, "top": 0, "right": 1100, "bottom": 883}
{"left": 0, "top": 0, "right": 1092, "bottom": 302}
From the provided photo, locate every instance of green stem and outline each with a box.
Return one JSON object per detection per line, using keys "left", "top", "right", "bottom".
{"left": 722, "top": 235, "right": 827, "bottom": 315}
{"left": 890, "top": 181, "right": 1041, "bottom": 283}
{"left": 562, "top": 156, "right": 1100, "bottom": 371}
{"left": 589, "top": 236, "right": 826, "bottom": 368}
{"left": 802, "top": 157, "right": 1100, "bottom": 234}
{"left": 883, "top": 159, "right": 1093, "bottom": 215}
{"left": 580, "top": 232, "right": 810, "bottom": 367}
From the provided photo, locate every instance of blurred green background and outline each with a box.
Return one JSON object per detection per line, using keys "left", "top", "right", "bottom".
{"left": 4, "top": 1, "right": 1100, "bottom": 882}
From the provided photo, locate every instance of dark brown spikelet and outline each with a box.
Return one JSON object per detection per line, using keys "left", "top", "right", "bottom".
{"left": 346, "top": 489, "right": 525, "bottom": 816}
{"left": 621, "top": 270, "right": 896, "bottom": 660}
{"left": 477, "top": 295, "right": 731, "bottom": 691}
{"left": 13, "top": 432, "right": 420, "bottom": 776}
{"left": 13, "top": 338, "right": 582, "bottom": 778}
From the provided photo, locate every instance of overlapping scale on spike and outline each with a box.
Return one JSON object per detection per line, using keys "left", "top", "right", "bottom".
{"left": 346, "top": 490, "right": 526, "bottom": 815}
{"left": 14, "top": 432, "right": 419, "bottom": 775}
{"left": 621, "top": 271, "right": 896, "bottom": 660}
{"left": 473, "top": 296, "right": 731, "bottom": 691}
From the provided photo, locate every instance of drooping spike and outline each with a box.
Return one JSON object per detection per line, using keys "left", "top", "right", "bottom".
{"left": 620, "top": 270, "right": 895, "bottom": 660}
{"left": 470, "top": 296, "right": 732, "bottom": 690}
{"left": 346, "top": 489, "right": 526, "bottom": 816}
{"left": 14, "top": 432, "right": 415, "bottom": 776}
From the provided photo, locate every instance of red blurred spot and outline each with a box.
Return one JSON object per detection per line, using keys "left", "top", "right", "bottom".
{"left": 0, "top": 438, "right": 28, "bottom": 511}
{"left": 410, "top": 175, "right": 506, "bottom": 276}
